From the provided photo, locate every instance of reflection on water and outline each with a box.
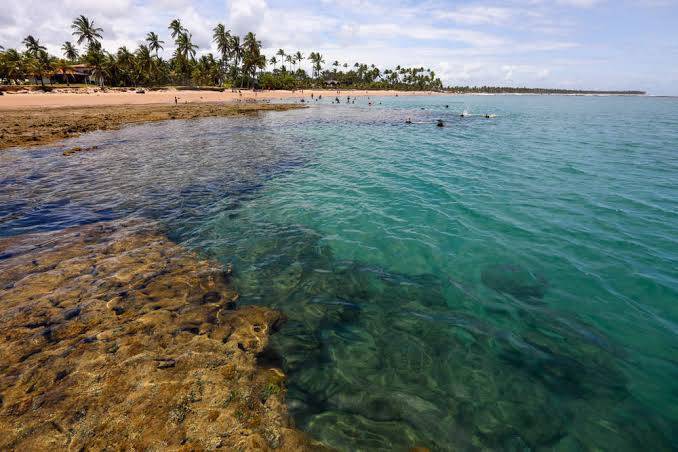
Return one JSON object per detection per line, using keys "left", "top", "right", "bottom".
{"left": 1, "top": 96, "right": 677, "bottom": 450}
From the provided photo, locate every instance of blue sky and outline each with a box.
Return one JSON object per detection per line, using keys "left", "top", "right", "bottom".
{"left": 2, "top": 0, "right": 677, "bottom": 93}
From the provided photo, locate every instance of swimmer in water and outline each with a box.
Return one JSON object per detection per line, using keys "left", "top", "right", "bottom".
{"left": 405, "top": 118, "right": 412, "bottom": 124}
{"left": 437, "top": 119, "right": 444, "bottom": 127}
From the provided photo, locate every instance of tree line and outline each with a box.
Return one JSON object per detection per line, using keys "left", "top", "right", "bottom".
{"left": 445, "top": 85, "right": 645, "bottom": 95}
{"left": 0, "top": 15, "right": 443, "bottom": 91}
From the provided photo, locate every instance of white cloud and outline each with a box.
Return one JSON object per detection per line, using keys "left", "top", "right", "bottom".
{"left": 436, "top": 6, "right": 514, "bottom": 25}
{"left": 556, "top": 0, "right": 602, "bottom": 7}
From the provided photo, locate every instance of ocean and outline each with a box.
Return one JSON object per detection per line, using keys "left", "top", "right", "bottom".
{"left": 1, "top": 95, "right": 676, "bottom": 450}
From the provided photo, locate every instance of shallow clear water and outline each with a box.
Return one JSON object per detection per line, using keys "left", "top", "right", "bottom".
{"left": 1, "top": 96, "right": 677, "bottom": 450}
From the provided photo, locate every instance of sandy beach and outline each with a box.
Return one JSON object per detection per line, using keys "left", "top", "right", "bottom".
{"left": 0, "top": 87, "right": 440, "bottom": 110}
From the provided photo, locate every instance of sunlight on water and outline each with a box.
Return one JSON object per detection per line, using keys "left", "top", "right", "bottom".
{"left": 1, "top": 96, "right": 677, "bottom": 450}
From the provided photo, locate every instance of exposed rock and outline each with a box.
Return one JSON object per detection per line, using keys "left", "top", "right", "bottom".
{"left": 0, "top": 103, "right": 306, "bottom": 151}
{"left": 0, "top": 220, "right": 326, "bottom": 450}
{"left": 62, "top": 145, "right": 98, "bottom": 156}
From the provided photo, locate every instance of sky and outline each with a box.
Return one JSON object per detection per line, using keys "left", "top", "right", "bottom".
{"left": 1, "top": 0, "right": 677, "bottom": 94}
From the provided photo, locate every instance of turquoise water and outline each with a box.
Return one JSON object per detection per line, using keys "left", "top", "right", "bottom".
{"left": 1, "top": 96, "right": 677, "bottom": 450}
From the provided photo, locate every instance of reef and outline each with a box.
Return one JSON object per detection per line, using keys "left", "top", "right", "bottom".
{"left": 0, "top": 220, "right": 325, "bottom": 450}
{"left": 0, "top": 102, "right": 305, "bottom": 151}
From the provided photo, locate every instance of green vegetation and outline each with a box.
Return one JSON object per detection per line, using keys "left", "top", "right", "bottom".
{"left": 0, "top": 15, "right": 443, "bottom": 91}
{"left": 445, "top": 85, "right": 646, "bottom": 95}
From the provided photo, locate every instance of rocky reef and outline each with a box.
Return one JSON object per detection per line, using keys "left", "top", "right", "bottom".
{"left": 0, "top": 221, "right": 325, "bottom": 450}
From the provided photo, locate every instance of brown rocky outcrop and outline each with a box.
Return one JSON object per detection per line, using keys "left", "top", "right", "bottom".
{"left": 0, "top": 221, "right": 325, "bottom": 450}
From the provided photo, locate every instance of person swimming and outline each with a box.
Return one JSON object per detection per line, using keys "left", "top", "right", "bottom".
{"left": 405, "top": 118, "right": 412, "bottom": 124}
{"left": 437, "top": 119, "right": 444, "bottom": 127}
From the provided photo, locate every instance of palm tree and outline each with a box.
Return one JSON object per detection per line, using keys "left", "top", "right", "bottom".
{"left": 23, "top": 35, "right": 46, "bottom": 56}
{"left": 61, "top": 41, "right": 79, "bottom": 62}
{"left": 85, "top": 45, "right": 107, "bottom": 87}
{"left": 276, "top": 48, "right": 285, "bottom": 66}
{"left": 230, "top": 35, "right": 242, "bottom": 83}
{"left": 22, "top": 36, "right": 47, "bottom": 86}
{"left": 71, "top": 15, "right": 103, "bottom": 48}
{"left": 2, "top": 48, "right": 24, "bottom": 84}
{"left": 168, "top": 19, "right": 185, "bottom": 39}
{"left": 145, "top": 32, "right": 164, "bottom": 56}
{"left": 27, "top": 49, "right": 51, "bottom": 87}
{"left": 242, "top": 32, "right": 262, "bottom": 88}
{"left": 294, "top": 51, "right": 304, "bottom": 72}
{"left": 175, "top": 32, "right": 198, "bottom": 60}
{"left": 53, "top": 59, "right": 75, "bottom": 86}
{"left": 212, "top": 24, "right": 231, "bottom": 83}
{"left": 116, "top": 46, "right": 136, "bottom": 85}
{"left": 174, "top": 31, "right": 198, "bottom": 83}
{"left": 135, "top": 44, "right": 154, "bottom": 85}
{"left": 309, "top": 52, "right": 324, "bottom": 78}
{"left": 269, "top": 56, "right": 277, "bottom": 70}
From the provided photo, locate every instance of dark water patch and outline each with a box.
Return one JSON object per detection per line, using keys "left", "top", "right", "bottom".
{"left": 481, "top": 263, "right": 548, "bottom": 300}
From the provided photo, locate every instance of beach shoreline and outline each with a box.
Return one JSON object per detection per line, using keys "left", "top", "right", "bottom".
{"left": 0, "top": 87, "right": 441, "bottom": 110}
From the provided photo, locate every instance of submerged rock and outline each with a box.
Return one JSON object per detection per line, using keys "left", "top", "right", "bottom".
{"left": 0, "top": 221, "right": 326, "bottom": 451}
{"left": 480, "top": 263, "right": 548, "bottom": 300}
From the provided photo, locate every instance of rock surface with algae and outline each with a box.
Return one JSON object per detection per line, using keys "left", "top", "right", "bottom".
{"left": 0, "top": 220, "right": 326, "bottom": 450}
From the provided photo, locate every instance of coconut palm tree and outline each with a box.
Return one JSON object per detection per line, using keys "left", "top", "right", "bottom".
{"left": 168, "top": 19, "right": 185, "bottom": 39}
{"left": 309, "top": 52, "right": 324, "bottom": 78}
{"left": 27, "top": 49, "right": 52, "bottom": 87}
{"left": 2, "top": 48, "right": 24, "bottom": 84}
{"left": 22, "top": 36, "right": 48, "bottom": 86}
{"left": 242, "top": 32, "right": 263, "bottom": 88}
{"left": 23, "top": 35, "right": 46, "bottom": 56}
{"left": 53, "top": 59, "right": 75, "bottom": 86}
{"left": 85, "top": 44, "right": 107, "bottom": 87}
{"left": 212, "top": 24, "right": 231, "bottom": 83}
{"left": 71, "top": 15, "right": 103, "bottom": 48}
{"left": 229, "top": 35, "right": 242, "bottom": 83}
{"left": 145, "top": 32, "right": 164, "bottom": 56}
{"left": 61, "top": 41, "right": 79, "bottom": 62}
{"left": 135, "top": 44, "right": 154, "bottom": 85}
{"left": 269, "top": 56, "right": 277, "bottom": 71}
{"left": 175, "top": 32, "right": 198, "bottom": 60}
{"left": 294, "top": 51, "right": 304, "bottom": 72}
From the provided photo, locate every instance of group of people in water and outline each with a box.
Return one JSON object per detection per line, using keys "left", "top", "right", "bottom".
{"left": 405, "top": 110, "right": 497, "bottom": 127}
{"left": 298, "top": 94, "right": 496, "bottom": 127}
